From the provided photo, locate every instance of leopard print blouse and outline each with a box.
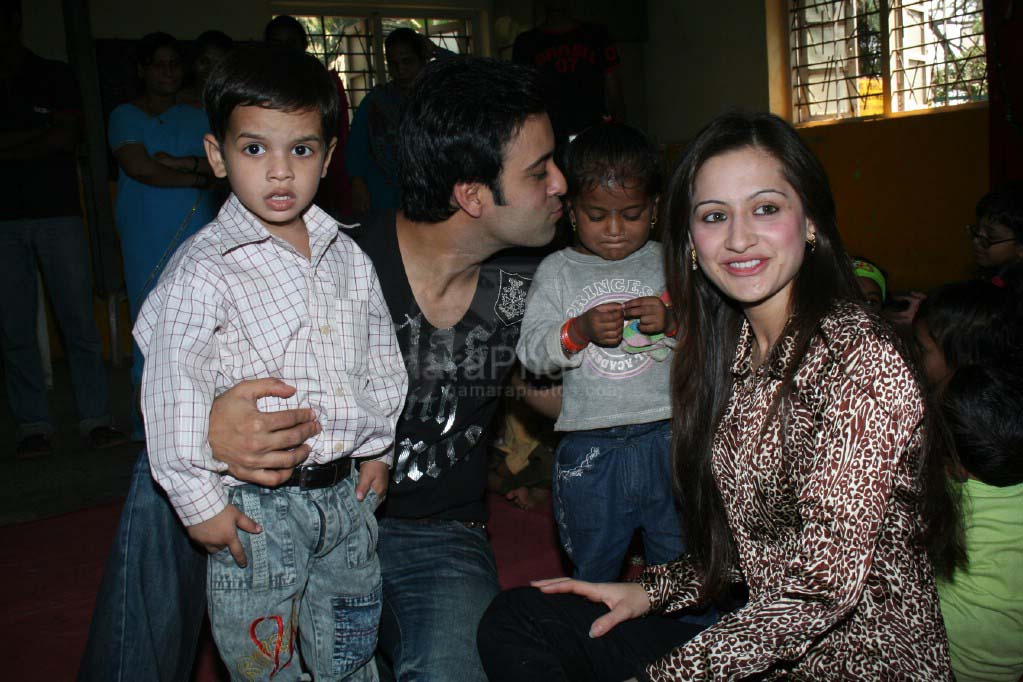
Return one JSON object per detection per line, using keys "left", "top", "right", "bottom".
{"left": 639, "top": 303, "right": 953, "bottom": 680}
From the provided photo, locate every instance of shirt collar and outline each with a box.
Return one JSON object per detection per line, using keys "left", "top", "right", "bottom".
{"left": 216, "top": 194, "right": 345, "bottom": 261}
{"left": 730, "top": 317, "right": 799, "bottom": 380}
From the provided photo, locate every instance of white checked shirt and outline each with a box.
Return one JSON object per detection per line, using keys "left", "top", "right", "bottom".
{"left": 135, "top": 195, "right": 408, "bottom": 526}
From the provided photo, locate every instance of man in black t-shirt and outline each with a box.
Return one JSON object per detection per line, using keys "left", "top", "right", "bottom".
{"left": 216, "top": 57, "right": 566, "bottom": 681}
{"left": 0, "top": 0, "right": 125, "bottom": 457}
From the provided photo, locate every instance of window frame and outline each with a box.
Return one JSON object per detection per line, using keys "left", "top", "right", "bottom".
{"left": 778, "top": 0, "right": 988, "bottom": 127}
{"left": 270, "top": 4, "right": 484, "bottom": 119}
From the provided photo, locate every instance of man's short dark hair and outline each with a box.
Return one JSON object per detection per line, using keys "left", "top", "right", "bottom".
{"left": 398, "top": 57, "right": 547, "bottom": 223}
{"left": 204, "top": 46, "right": 337, "bottom": 144}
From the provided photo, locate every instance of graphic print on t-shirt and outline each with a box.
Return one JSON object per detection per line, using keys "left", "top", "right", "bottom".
{"left": 391, "top": 269, "right": 529, "bottom": 484}
{"left": 566, "top": 276, "right": 659, "bottom": 379}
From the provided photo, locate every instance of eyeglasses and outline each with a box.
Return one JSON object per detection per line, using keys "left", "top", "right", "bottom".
{"left": 966, "top": 224, "right": 1016, "bottom": 249}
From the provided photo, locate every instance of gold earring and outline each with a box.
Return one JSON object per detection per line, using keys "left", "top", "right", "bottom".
{"left": 807, "top": 231, "right": 817, "bottom": 252}
{"left": 569, "top": 214, "right": 577, "bottom": 232}
{"left": 650, "top": 214, "right": 657, "bottom": 227}
{"left": 690, "top": 248, "right": 698, "bottom": 271}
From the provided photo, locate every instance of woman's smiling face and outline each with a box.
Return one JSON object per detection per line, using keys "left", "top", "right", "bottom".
{"left": 690, "top": 146, "right": 814, "bottom": 321}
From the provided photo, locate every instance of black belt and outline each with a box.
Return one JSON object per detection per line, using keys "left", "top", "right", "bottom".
{"left": 282, "top": 458, "right": 352, "bottom": 490}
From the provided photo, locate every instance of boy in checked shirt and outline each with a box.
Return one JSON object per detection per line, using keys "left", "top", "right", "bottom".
{"left": 135, "top": 47, "right": 406, "bottom": 681}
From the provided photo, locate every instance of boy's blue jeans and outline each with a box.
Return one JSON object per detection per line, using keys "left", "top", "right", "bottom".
{"left": 553, "top": 420, "right": 684, "bottom": 581}
{"left": 77, "top": 451, "right": 381, "bottom": 682}
{"left": 209, "top": 478, "right": 381, "bottom": 682}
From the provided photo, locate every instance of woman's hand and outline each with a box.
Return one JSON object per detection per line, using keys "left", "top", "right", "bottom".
{"left": 532, "top": 577, "right": 651, "bottom": 638}
{"left": 208, "top": 378, "right": 321, "bottom": 487}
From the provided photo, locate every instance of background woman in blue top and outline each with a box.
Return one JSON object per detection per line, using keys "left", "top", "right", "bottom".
{"left": 107, "top": 32, "right": 216, "bottom": 435}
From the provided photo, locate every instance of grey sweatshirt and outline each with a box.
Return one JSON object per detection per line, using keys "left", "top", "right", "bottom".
{"left": 516, "top": 242, "right": 675, "bottom": 431}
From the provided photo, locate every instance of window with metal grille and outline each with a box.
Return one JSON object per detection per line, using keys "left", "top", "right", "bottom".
{"left": 279, "top": 14, "right": 475, "bottom": 123}
{"left": 789, "top": 0, "right": 986, "bottom": 123}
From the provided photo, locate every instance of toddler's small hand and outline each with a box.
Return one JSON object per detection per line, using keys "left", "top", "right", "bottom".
{"left": 356, "top": 459, "right": 389, "bottom": 501}
{"left": 577, "top": 303, "right": 625, "bottom": 347}
{"left": 186, "top": 503, "right": 262, "bottom": 568}
{"left": 623, "top": 296, "right": 670, "bottom": 334}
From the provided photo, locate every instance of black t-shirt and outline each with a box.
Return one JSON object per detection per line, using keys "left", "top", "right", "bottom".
{"left": 0, "top": 49, "right": 83, "bottom": 220}
{"left": 349, "top": 211, "right": 539, "bottom": 521}
{"left": 512, "top": 22, "right": 621, "bottom": 142}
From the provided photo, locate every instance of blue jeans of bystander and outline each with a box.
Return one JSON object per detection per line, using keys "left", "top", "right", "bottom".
{"left": 77, "top": 450, "right": 207, "bottom": 682}
{"left": 0, "top": 216, "right": 111, "bottom": 438}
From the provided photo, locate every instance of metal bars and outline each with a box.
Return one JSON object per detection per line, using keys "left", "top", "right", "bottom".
{"left": 789, "top": 0, "right": 986, "bottom": 123}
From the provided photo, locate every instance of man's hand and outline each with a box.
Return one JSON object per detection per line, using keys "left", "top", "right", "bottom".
{"left": 355, "top": 459, "right": 389, "bottom": 502}
{"left": 186, "top": 504, "right": 262, "bottom": 567}
{"left": 209, "top": 378, "right": 320, "bottom": 487}
{"left": 532, "top": 577, "right": 651, "bottom": 638}
{"left": 575, "top": 302, "right": 625, "bottom": 348}
{"left": 623, "top": 296, "right": 672, "bottom": 334}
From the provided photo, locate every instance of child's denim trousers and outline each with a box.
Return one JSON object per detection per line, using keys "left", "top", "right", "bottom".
{"left": 553, "top": 420, "right": 683, "bottom": 582}
{"left": 207, "top": 472, "right": 381, "bottom": 682}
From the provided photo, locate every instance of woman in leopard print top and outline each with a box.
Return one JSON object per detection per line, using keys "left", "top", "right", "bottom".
{"left": 478, "top": 112, "right": 962, "bottom": 681}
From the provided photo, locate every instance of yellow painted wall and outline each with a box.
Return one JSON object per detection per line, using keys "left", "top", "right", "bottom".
{"left": 798, "top": 106, "right": 989, "bottom": 293}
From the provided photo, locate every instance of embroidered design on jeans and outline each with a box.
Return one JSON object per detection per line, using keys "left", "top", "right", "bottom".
{"left": 557, "top": 447, "right": 602, "bottom": 480}
{"left": 237, "top": 612, "right": 297, "bottom": 680}
{"left": 555, "top": 446, "right": 601, "bottom": 557}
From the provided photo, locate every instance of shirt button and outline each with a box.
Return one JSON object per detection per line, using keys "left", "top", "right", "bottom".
{"left": 335, "top": 386, "right": 345, "bottom": 397}
{"left": 333, "top": 442, "right": 345, "bottom": 453}
{"left": 320, "top": 325, "right": 331, "bottom": 335}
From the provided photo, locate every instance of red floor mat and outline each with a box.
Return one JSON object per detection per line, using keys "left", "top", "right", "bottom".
{"left": 5, "top": 493, "right": 565, "bottom": 680}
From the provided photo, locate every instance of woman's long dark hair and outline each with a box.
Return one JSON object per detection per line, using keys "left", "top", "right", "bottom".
{"left": 662, "top": 112, "right": 963, "bottom": 595}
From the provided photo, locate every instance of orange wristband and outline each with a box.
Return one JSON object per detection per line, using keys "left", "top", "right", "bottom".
{"left": 560, "top": 318, "right": 589, "bottom": 355}
{"left": 660, "top": 291, "right": 679, "bottom": 337}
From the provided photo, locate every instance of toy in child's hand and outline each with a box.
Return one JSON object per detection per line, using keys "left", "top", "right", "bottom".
{"left": 622, "top": 320, "right": 671, "bottom": 361}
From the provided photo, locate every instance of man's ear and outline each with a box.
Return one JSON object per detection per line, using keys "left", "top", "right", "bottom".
{"left": 203, "top": 133, "right": 228, "bottom": 179}
{"left": 321, "top": 136, "right": 338, "bottom": 179}
{"left": 452, "top": 181, "right": 484, "bottom": 219}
